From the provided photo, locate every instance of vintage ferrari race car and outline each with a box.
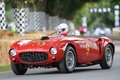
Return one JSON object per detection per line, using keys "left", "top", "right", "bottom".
{"left": 9, "top": 32, "right": 115, "bottom": 75}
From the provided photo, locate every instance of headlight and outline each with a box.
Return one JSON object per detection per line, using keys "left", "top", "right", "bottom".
{"left": 50, "top": 47, "right": 57, "bottom": 54}
{"left": 10, "top": 49, "right": 16, "bottom": 56}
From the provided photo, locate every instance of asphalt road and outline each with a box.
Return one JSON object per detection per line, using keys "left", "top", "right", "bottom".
{"left": 0, "top": 41, "right": 120, "bottom": 80}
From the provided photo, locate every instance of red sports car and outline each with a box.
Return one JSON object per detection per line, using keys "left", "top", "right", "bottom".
{"left": 9, "top": 32, "right": 115, "bottom": 75}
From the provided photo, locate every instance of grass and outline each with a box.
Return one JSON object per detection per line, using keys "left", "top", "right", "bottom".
{"left": 0, "top": 65, "right": 11, "bottom": 72}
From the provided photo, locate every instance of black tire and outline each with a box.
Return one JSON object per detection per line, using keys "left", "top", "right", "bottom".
{"left": 11, "top": 62, "right": 27, "bottom": 75}
{"left": 99, "top": 44, "right": 113, "bottom": 69}
{"left": 59, "top": 46, "right": 76, "bottom": 73}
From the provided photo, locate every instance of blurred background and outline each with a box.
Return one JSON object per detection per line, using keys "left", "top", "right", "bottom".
{"left": 0, "top": 0, "right": 120, "bottom": 36}
{"left": 0, "top": 0, "right": 120, "bottom": 66}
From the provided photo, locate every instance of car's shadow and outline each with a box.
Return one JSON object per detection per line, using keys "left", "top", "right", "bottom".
{"left": 26, "top": 68, "right": 102, "bottom": 75}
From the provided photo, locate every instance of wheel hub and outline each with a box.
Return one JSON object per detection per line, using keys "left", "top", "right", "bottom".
{"left": 66, "top": 51, "right": 75, "bottom": 70}
{"left": 105, "top": 48, "right": 112, "bottom": 66}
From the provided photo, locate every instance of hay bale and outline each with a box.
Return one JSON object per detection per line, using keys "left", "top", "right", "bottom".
{"left": 0, "top": 40, "right": 12, "bottom": 66}
{"left": 0, "top": 30, "right": 17, "bottom": 39}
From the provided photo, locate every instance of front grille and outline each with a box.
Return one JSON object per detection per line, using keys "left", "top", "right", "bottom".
{"left": 19, "top": 52, "right": 48, "bottom": 62}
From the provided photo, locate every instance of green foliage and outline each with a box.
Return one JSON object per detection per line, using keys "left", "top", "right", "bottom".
{"left": 5, "top": 9, "right": 14, "bottom": 23}
{"left": 73, "top": 1, "right": 115, "bottom": 29}
{"left": 27, "top": 0, "right": 34, "bottom": 3}
{"left": 27, "top": 0, "right": 45, "bottom": 11}
{"left": 4, "top": 0, "right": 12, "bottom": 10}
{"left": 3, "top": 0, "right": 13, "bottom": 23}
{"left": 0, "top": 65, "right": 11, "bottom": 72}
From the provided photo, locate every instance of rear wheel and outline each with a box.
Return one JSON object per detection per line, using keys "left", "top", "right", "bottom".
{"left": 59, "top": 46, "right": 76, "bottom": 73}
{"left": 11, "top": 62, "right": 27, "bottom": 75}
{"left": 99, "top": 44, "right": 113, "bottom": 69}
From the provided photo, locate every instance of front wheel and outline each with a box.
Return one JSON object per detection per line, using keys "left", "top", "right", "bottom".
{"left": 11, "top": 62, "right": 27, "bottom": 75}
{"left": 59, "top": 46, "right": 76, "bottom": 73}
{"left": 99, "top": 44, "right": 114, "bottom": 69}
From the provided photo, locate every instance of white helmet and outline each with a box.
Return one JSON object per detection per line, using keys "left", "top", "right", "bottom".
{"left": 57, "top": 23, "right": 69, "bottom": 34}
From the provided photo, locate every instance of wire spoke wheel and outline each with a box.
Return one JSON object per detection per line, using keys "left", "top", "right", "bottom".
{"left": 59, "top": 46, "right": 76, "bottom": 73}
{"left": 66, "top": 51, "right": 75, "bottom": 70}
{"left": 105, "top": 47, "right": 113, "bottom": 66}
{"left": 99, "top": 44, "right": 114, "bottom": 69}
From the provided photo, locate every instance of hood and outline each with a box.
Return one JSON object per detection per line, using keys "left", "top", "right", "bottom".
{"left": 15, "top": 35, "right": 64, "bottom": 51}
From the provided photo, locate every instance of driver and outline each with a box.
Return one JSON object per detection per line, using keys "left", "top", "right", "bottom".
{"left": 57, "top": 23, "right": 69, "bottom": 35}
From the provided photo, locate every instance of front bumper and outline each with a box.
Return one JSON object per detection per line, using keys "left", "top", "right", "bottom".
{"left": 9, "top": 50, "right": 59, "bottom": 65}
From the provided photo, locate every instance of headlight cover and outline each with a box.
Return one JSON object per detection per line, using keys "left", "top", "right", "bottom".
{"left": 50, "top": 47, "right": 57, "bottom": 54}
{"left": 10, "top": 49, "right": 16, "bottom": 56}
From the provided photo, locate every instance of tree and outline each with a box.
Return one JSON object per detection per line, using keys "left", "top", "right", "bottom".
{"left": 10, "top": 0, "right": 46, "bottom": 11}
{"left": 73, "top": 0, "right": 116, "bottom": 29}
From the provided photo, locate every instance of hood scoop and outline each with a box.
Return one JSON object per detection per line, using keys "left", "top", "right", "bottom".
{"left": 41, "top": 36, "right": 49, "bottom": 40}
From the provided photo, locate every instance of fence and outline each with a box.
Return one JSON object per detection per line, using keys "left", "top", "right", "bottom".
{"left": 12, "top": 9, "right": 75, "bottom": 35}
{"left": 0, "top": 2, "right": 75, "bottom": 35}
{"left": 27, "top": 11, "right": 75, "bottom": 32}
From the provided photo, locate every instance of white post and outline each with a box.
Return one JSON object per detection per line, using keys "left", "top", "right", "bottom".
{"left": 0, "top": 2, "right": 6, "bottom": 30}
{"left": 13, "top": 8, "right": 28, "bottom": 35}
{"left": 82, "top": 16, "right": 87, "bottom": 27}
{"left": 114, "top": 5, "right": 119, "bottom": 27}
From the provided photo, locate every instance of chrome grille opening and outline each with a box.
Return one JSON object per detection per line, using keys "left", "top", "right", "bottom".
{"left": 19, "top": 52, "right": 48, "bottom": 62}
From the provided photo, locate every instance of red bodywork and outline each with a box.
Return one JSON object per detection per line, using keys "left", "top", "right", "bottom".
{"left": 9, "top": 34, "right": 115, "bottom": 67}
